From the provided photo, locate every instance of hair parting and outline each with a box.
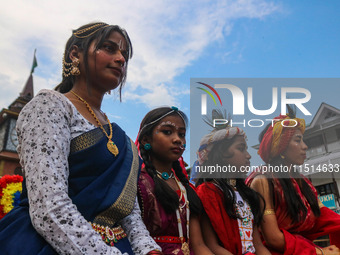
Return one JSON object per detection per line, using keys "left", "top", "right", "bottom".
{"left": 55, "top": 22, "right": 133, "bottom": 101}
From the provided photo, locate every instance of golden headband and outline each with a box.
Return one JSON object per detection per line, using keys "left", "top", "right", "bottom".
{"left": 73, "top": 23, "right": 110, "bottom": 38}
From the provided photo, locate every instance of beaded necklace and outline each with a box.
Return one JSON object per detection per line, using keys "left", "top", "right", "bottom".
{"left": 71, "top": 90, "right": 119, "bottom": 156}
{"left": 156, "top": 170, "right": 174, "bottom": 180}
{"left": 174, "top": 177, "right": 190, "bottom": 255}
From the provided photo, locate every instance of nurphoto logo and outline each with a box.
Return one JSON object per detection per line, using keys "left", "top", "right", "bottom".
{"left": 197, "top": 81, "right": 311, "bottom": 128}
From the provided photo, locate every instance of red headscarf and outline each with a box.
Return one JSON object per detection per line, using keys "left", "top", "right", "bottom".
{"left": 258, "top": 115, "right": 305, "bottom": 163}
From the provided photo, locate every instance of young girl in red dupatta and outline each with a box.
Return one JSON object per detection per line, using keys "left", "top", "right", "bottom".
{"left": 246, "top": 108, "right": 340, "bottom": 255}
{"left": 136, "top": 107, "right": 213, "bottom": 255}
{"left": 194, "top": 111, "right": 270, "bottom": 255}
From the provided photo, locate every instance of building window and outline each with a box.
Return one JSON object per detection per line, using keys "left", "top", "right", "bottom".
{"left": 336, "top": 129, "right": 340, "bottom": 140}
{"left": 315, "top": 182, "right": 337, "bottom": 196}
{"left": 325, "top": 111, "right": 336, "bottom": 119}
{"left": 305, "top": 135, "right": 324, "bottom": 149}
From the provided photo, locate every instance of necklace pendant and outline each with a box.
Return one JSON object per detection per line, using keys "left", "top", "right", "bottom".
{"left": 228, "top": 178, "right": 237, "bottom": 187}
{"left": 181, "top": 241, "right": 190, "bottom": 255}
{"left": 161, "top": 172, "right": 169, "bottom": 180}
{"left": 156, "top": 170, "right": 174, "bottom": 180}
{"left": 107, "top": 140, "right": 119, "bottom": 156}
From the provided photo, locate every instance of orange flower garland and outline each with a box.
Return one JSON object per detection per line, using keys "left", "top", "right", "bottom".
{"left": 0, "top": 175, "right": 23, "bottom": 220}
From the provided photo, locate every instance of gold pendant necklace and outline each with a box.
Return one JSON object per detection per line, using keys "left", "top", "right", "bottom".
{"left": 71, "top": 90, "right": 119, "bottom": 156}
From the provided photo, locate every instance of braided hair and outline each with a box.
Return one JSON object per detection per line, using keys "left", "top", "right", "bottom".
{"left": 138, "top": 107, "right": 202, "bottom": 215}
{"left": 55, "top": 22, "right": 133, "bottom": 100}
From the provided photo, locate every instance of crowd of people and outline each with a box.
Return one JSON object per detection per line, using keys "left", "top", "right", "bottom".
{"left": 0, "top": 21, "right": 340, "bottom": 255}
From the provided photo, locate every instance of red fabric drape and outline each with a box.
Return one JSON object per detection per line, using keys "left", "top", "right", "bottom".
{"left": 196, "top": 183, "right": 244, "bottom": 255}
{"left": 246, "top": 171, "right": 340, "bottom": 254}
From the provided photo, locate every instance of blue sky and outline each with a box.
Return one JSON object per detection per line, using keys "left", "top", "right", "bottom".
{"left": 0, "top": 0, "right": 339, "bottom": 166}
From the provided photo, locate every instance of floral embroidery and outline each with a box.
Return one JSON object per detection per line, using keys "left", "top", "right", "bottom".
{"left": 234, "top": 191, "right": 255, "bottom": 254}
{"left": 16, "top": 89, "right": 159, "bottom": 254}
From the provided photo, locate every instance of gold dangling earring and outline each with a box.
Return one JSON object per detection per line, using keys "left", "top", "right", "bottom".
{"left": 280, "top": 154, "right": 285, "bottom": 159}
{"left": 70, "top": 58, "right": 80, "bottom": 76}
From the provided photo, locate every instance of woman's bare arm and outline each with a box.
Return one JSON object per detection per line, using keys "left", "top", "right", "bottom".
{"left": 190, "top": 215, "right": 215, "bottom": 255}
{"left": 250, "top": 176, "right": 285, "bottom": 252}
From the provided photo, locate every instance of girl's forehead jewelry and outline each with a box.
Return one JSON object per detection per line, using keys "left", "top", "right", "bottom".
{"left": 73, "top": 23, "right": 110, "bottom": 38}
{"left": 155, "top": 120, "right": 185, "bottom": 134}
{"left": 156, "top": 121, "right": 181, "bottom": 130}
{"left": 138, "top": 107, "right": 186, "bottom": 139}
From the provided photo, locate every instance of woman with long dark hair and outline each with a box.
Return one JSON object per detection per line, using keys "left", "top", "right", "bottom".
{"left": 246, "top": 109, "right": 340, "bottom": 255}
{"left": 136, "top": 106, "right": 213, "bottom": 255}
{"left": 0, "top": 22, "right": 160, "bottom": 255}
{"left": 195, "top": 111, "right": 270, "bottom": 255}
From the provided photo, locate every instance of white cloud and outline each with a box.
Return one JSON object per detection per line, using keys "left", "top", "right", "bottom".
{"left": 106, "top": 113, "right": 122, "bottom": 120}
{"left": 123, "top": 83, "right": 179, "bottom": 108}
{"left": 0, "top": 0, "right": 279, "bottom": 109}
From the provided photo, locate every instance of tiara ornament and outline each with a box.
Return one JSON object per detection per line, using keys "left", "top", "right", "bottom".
{"left": 73, "top": 23, "right": 110, "bottom": 38}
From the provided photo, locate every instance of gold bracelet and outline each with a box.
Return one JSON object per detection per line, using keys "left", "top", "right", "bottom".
{"left": 316, "top": 247, "right": 324, "bottom": 255}
{"left": 263, "top": 209, "right": 275, "bottom": 216}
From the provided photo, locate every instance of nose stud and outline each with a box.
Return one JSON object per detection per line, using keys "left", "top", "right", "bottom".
{"left": 180, "top": 144, "right": 186, "bottom": 150}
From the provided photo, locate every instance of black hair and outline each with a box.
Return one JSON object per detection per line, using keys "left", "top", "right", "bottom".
{"left": 138, "top": 107, "right": 202, "bottom": 215}
{"left": 196, "top": 136, "right": 265, "bottom": 225}
{"left": 259, "top": 122, "right": 320, "bottom": 223}
{"left": 54, "top": 22, "right": 133, "bottom": 100}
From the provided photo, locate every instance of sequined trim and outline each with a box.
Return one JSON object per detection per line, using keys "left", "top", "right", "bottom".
{"left": 70, "top": 125, "right": 107, "bottom": 153}
{"left": 153, "top": 236, "right": 187, "bottom": 244}
{"left": 90, "top": 222, "right": 127, "bottom": 246}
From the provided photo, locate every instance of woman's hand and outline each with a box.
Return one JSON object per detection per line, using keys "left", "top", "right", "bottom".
{"left": 200, "top": 213, "right": 233, "bottom": 255}
{"left": 316, "top": 245, "right": 340, "bottom": 255}
{"left": 252, "top": 226, "right": 271, "bottom": 255}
